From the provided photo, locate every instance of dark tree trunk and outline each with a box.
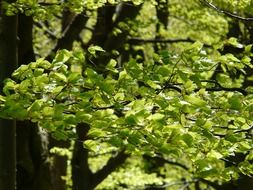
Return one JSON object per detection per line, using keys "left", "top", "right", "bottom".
{"left": 71, "top": 123, "right": 129, "bottom": 190}
{"left": 0, "top": 1, "right": 18, "bottom": 189}
{"left": 71, "top": 123, "right": 93, "bottom": 190}
{"left": 16, "top": 122, "right": 53, "bottom": 190}
{"left": 88, "top": 5, "right": 116, "bottom": 47}
{"left": 49, "top": 138, "right": 70, "bottom": 190}
{"left": 154, "top": 0, "right": 169, "bottom": 52}
{"left": 88, "top": 2, "right": 142, "bottom": 70}
{"left": 46, "top": 11, "right": 89, "bottom": 61}
{"left": 16, "top": 15, "right": 53, "bottom": 190}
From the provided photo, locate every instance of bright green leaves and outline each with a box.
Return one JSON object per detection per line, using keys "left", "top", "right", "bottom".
{"left": 88, "top": 45, "right": 105, "bottom": 57}
{"left": 228, "top": 94, "right": 242, "bottom": 110}
{"left": 194, "top": 158, "right": 224, "bottom": 179}
{"left": 106, "top": 59, "right": 118, "bottom": 73}
{"left": 85, "top": 68, "right": 103, "bottom": 85}
{"left": 1, "top": 44, "right": 253, "bottom": 181}
{"left": 0, "top": 94, "right": 28, "bottom": 120}
{"left": 52, "top": 49, "right": 72, "bottom": 65}
{"left": 3, "top": 79, "right": 16, "bottom": 95}
{"left": 226, "top": 37, "right": 244, "bottom": 49}
{"left": 51, "top": 72, "right": 67, "bottom": 83}
{"left": 184, "top": 94, "right": 207, "bottom": 107}
{"left": 124, "top": 59, "right": 143, "bottom": 80}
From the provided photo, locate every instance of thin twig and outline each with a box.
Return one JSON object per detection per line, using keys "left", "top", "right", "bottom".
{"left": 200, "top": 0, "right": 253, "bottom": 21}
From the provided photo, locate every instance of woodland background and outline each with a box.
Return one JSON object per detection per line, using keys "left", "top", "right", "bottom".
{"left": 0, "top": 0, "right": 253, "bottom": 190}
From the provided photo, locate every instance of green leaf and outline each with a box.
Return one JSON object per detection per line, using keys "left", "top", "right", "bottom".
{"left": 159, "top": 144, "right": 181, "bottom": 157}
{"left": 52, "top": 86, "right": 64, "bottom": 96}
{"left": 127, "top": 133, "right": 141, "bottom": 145}
{"left": 106, "top": 59, "right": 118, "bottom": 73}
{"left": 37, "top": 59, "right": 52, "bottom": 69}
{"left": 207, "top": 150, "right": 223, "bottom": 159}
{"left": 88, "top": 128, "right": 104, "bottom": 138}
{"left": 124, "top": 59, "right": 143, "bottom": 79}
{"left": 227, "top": 37, "right": 243, "bottom": 48}
{"left": 228, "top": 95, "right": 241, "bottom": 110}
{"left": 18, "top": 80, "right": 32, "bottom": 93}
{"left": 12, "top": 65, "right": 29, "bottom": 79}
{"left": 67, "top": 73, "right": 82, "bottom": 83}
{"left": 83, "top": 140, "right": 97, "bottom": 151}
{"left": 146, "top": 80, "right": 161, "bottom": 89}
{"left": 147, "top": 113, "right": 164, "bottom": 121}
{"left": 181, "top": 133, "right": 193, "bottom": 147}
{"left": 52, "top": 131, "right": 68, "bottom": 140}
{"left": 88, "top": 45, "right": 105, "bottom": 56}
{"left": 76, "top": 112, "right": 92, "bottom": 123}
{"left": 125, "top": 115, "right": 138, "bottom": 125}
{"left": 42, "top": 106, "right": 54, "bottom": 117}
{"left": 27, "top": 100, "right": 43, "bottom": 112}
{"left": 156, "top": 65, "right": 171, "bottom": 76}
{"left": 53, "top": 49, "right": 71, "bottom": 64}
{"left": 52, "top": 73, "right": 67, "bottom": 82}
{"left": 34, "top": 68, "right": 45, "bottom": 76}
{"left": 3, "top": 79, "right": 16, "bottom": 95}
{"left": 184, "top": 95, "right": 206, "bottom": 107}
{"left": 109, "top": 136, "right": 123, "bottom": 147}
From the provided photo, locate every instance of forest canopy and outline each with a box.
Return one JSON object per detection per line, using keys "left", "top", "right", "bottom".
{"left": 0, "top": 0, "right": 253, "bottom": 190}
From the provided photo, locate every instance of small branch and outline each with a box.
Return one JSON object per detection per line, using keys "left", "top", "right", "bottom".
{"left": 145, "top": 180, "right": 196, "bottom": 189}
{"left": 46, "top": 13, "right": 89, "bottom": 60}
{"left": 234, "top": 125, "right": 253, "bottom": 134}
{"left": 196, "top": 80, "right": 248, "bottom": 95}
{"left": 197, "top": 178, "right": 221, "bottom": 189}
{"left": 34, "top": 22, "right": 58, "bottom": 40}
{"left": 128, "top": 37, "right": 212, "bottom": 48}
{"left": 163, "top": 83, "right": 182, "bottom": 93}
{"left": 144, "top": 154, "right": 189, "bottom": 171}
{"left": 92, "top": 150, "right": 129, "bottom": 189}
{"left": 38, "top": 2, "right": 61, "bottom": 6}
{"left": 128, "top": 37, "right": 195, "bottom": 44}
{"left": 200, "top": 0, "right": 253, "bottom": 22}
{"left": 204, "top": 87, "right": 247, "bottom": 96}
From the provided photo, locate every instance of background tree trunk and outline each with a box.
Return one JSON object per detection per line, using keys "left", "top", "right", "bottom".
{"left": 0, "top": 1, "right": 18, "bottom": 189}
{"left": 16, "top": 14, "right": 54, "bottom": 190}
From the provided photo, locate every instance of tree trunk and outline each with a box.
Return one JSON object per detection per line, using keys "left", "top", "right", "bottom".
{"left": 154, "top": 0, "right": 169, "bottom": 52}
{"left": 0, "top": 1, "right": 18, "bottom": 189}
{"left": 16, "top": 14, "right": 53, "bottom": 190}
{"left": 71, "top": 123, "right": 93, "bottom": 190}
{"left": 49, "top": 138, "right": 70, "bottom": 190}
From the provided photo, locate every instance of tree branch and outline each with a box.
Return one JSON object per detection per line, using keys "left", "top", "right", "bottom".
{"left": 128, "top": 37, "right": 212, "bottom": 48}
{"left": 145, "top": 180, "right": 196, "bottom": 189}
{"left": 144, "top": 154, "right": 189, "bottom": 171}
{"left": 200, "top": 0, "right": 253, "bottom": 21}
{"left": 203, "top": 87, "right": 247, "bottom": 96}
{"left": 46, "top": 12, "right": 89, "bottom": 60}
{"left": 197, "top": 178, "right": 221, "bottom": 189}
{"left": 128, "top": 37, "right": 195, "bottom": 44}
{"left": 92, "top": 150, "right": 129, "bottom": 189}
{"left": 34, "top": 21, "right": 58, "bottom": 40}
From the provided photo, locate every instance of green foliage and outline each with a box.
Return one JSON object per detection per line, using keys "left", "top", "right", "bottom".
{"left": 2, "top": 0, "right": 253, "bottom": 189}
{"left": 1, "top": 41, "right": 253, "bottom": 187}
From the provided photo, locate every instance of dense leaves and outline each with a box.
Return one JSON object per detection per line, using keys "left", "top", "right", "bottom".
{"left": 1, "top": 0, "right": 253, "bottom": 189}
{"left": 1, "top": 41, "right": 253, "bottom": 186}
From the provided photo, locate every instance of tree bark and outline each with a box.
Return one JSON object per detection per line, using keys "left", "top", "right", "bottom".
{"left": 0, "top": 1, "right": 18, "bottom": 189}
{"left": 71, "top": 123, "right": 93, "bottom": 190}
{"left": 154, "top": 0, "right": 169, "bottom": 52}
{"left": 46, "top": 11, "right": 89, "bottom": 60}
{"left": 16, "top": 14, "right": 53, "bottom": 190}
{"left": 49, "top": 138, "right": 69, "bottom": 190}
{"left": 71, "top": 124, "right": 129, "bottom": 190}
{"left": 88, "top": 2, "right": 142, "bottom": 70}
